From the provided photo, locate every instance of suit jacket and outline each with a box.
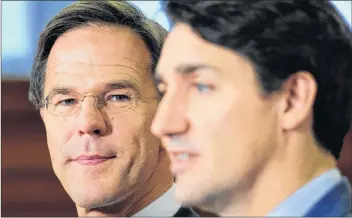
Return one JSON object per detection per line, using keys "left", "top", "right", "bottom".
{"left": 174, "top": 207, "right": 199, "bottom": 217}
{"left": 304, "top": 178, "right": 352, "bottom": 217}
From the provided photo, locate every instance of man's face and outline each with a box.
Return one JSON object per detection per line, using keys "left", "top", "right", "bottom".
{"left": 152, "top": 24, "right": 281, "bottom": 207}
{"left": 41, "top": 25, "right": 161, "bottom": 208}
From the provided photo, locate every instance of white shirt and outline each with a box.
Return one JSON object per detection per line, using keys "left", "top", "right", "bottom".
{"left": 133, "top": 184, "right": 181, "bottom": 216}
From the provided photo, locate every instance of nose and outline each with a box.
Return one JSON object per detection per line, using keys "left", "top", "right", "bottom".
{"left": 151, "top": 91, "right": 189, "bottom": 140}
{"left": 76, "top": 96, "right": 107, "bottom": 136}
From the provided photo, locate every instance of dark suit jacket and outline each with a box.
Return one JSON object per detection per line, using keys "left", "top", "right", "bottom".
{"left": 304, "top": 178, "right": 352, "bottom": 217}
{"left": 174, "top": 207, "right": 199, "bottom": 217}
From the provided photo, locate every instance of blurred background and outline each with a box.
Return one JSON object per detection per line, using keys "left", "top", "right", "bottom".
{"left": 1, "top": 1, "right": 352, "bottom": 216}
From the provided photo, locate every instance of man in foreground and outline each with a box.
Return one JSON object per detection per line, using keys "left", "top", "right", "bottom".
{"left": 28, "top": 1, "right": 197, "bottom": 216}
{"left": 152, "top": 0, "right": 352, "bottom": 216}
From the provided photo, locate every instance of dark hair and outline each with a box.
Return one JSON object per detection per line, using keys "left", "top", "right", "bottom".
{"left": 29, "top": 1, "right": 167, "bottom": 109}
{"left": 165, "top": 0, "right": 352, "bottom": 159}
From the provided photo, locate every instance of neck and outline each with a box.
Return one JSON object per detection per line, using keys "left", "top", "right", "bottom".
{"left": 76, "top": 150, "right": 173, "bottom": 217}
{"left": 218, "top": 133, "right": 337, "bottom": 216}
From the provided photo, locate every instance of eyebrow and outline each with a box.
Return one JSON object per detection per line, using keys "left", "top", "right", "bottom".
{"left": 46, "top": 80, "right": 141, "bottom": 100}
{"left": 155, "top": 63, "right": 220, "bottom": 83}
{"left": 105, "top": 80, "right": 141, "bottom": 96}
{"left": 46, "top": 87, "right": 72, "bottom": 99}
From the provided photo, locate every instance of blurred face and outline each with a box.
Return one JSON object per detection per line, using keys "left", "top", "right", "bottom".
{"left": 152, "top": 24, "right": 280, "bottom": 207}
{"left": 41, "top": 25, "right": 160, "bottom": 208}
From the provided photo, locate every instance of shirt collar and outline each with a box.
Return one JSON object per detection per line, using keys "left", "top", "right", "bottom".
{"left": 133, "top": 184, "right": 181, "bottom": 216}
{"left": 268, "top": 167, "right": 343, "bottom": 216}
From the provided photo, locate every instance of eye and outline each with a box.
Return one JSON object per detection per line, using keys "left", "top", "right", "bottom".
{"left": 108, "top": 94, "right": 131, "bottom": 101}
{"left": 193, "top": 83, "right": 212, "bottom": 93}
{"left": 57, "top": 98, "right": 77, "bottom": 106}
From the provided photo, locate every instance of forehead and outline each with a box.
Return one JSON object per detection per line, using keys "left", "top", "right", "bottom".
{"left": 160, "top": 23, "right": 206, "bottom": 65}
{"left": 157, "top": 23, "right": 249, "bottom": 78}
{"left": 44, "top": 25, "right": 152, "bottom": 92}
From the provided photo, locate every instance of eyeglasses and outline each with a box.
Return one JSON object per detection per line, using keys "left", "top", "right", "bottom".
{"left": 43, "top": 91, "right": 158, "bottom": 117}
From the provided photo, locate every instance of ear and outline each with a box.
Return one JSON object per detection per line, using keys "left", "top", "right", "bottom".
{"left": 279, "top": 71, "right": 317, "bottom": 130}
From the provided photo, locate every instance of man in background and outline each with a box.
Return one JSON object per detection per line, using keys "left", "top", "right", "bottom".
{"left": 28, "top": 1, "right": 198, "bottom": 216}
{"left": 152, "top": 0, "right": 352, "bottom": 216}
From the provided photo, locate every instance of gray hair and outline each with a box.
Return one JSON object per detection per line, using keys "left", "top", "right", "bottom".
{"left": 29, "top": 1, "right": 167, "bottom": 109}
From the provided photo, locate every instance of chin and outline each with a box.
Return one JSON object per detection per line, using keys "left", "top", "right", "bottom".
{"left": 175, "top": 177, "right": 221, "bottom": 209}
{"left": 66, "top": 184, "right": 116, "bottom": 209}
{"left": 175, "top": 187, "right": 205, "bottom": 206}
{"left": 177, "top": 190, "right": 219, "bottom": 216}
{"left": 73, "top": 193, "right": 115, "bottom": 209}
{"left": 69, "top": 182, "right": 135, "bottom": 210}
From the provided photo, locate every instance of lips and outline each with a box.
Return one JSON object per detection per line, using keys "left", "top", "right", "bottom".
{"left": 166, "top": 148, "right": 200, "bottom": 174}
{"left": 72, "top": 155, "right": 116, "bottom": 165}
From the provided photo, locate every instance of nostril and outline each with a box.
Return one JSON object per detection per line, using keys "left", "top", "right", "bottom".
{"left": 93, "top": 129, "right": 101, "bottom": 135}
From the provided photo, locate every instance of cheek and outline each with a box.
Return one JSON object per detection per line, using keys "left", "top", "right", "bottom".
{"left": 111, "top": 110, "right": 159, "bottom": 150}
{"left": 190, "top": 93, "right": 275, "bottom": 169}
{"left": 190, "top": 87, "right": 270, "bottom": 139}
{"left": 110, "top": 113, "right": 160, "bottom": 177}
{"left": 43, "top": 116, "right": 75, "bottom": 156}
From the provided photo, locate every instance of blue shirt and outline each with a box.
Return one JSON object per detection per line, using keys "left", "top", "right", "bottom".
{"left": 267, "top": 168, "right": 344, "bottom": 216}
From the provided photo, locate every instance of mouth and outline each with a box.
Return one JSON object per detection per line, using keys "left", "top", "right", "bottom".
{"left": 167, "top": 148, "right": 200, "bottom": 175}
{"left": 72, "top": 155, "right": 116, "bottom": 166}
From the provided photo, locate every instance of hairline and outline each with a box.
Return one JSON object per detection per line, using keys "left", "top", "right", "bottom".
{"left": 30, "top": 2, "right": 166, "bottom": 109}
